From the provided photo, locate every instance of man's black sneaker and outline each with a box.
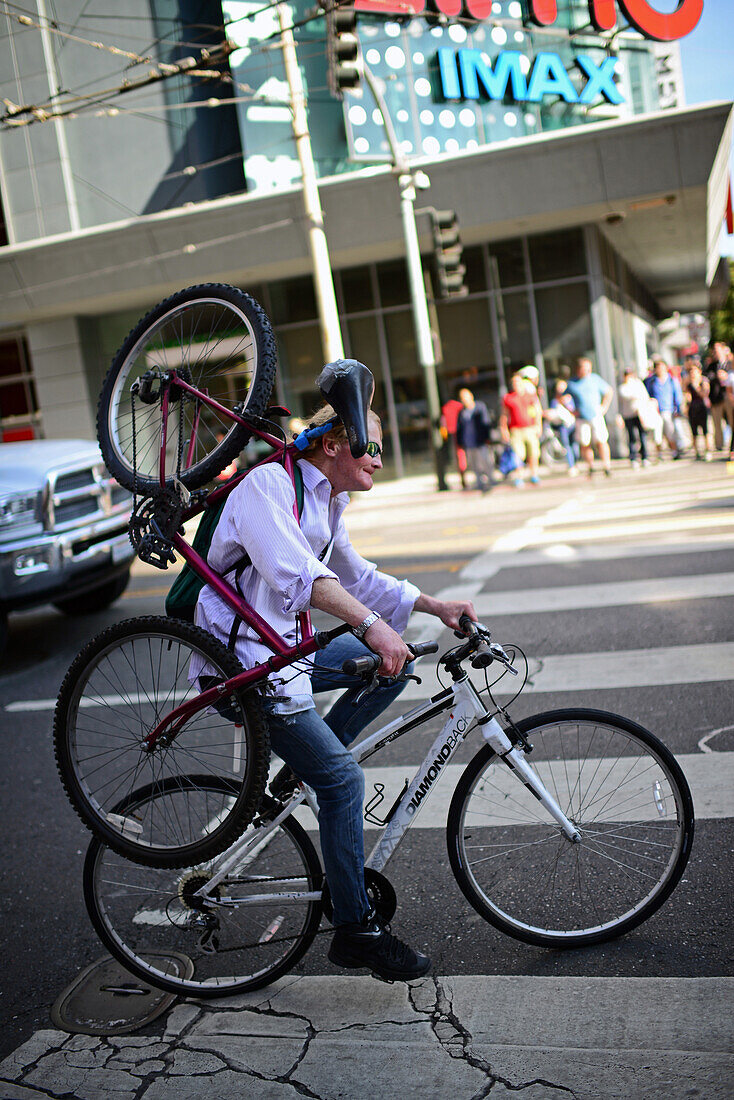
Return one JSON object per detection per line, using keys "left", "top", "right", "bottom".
{"left": 328, "top": 913, "right": 431, "bottom": 982}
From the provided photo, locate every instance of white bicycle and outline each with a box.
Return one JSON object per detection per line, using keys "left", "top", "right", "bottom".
{"left": 84, "top": 618, "right": 694, "bottom": 996}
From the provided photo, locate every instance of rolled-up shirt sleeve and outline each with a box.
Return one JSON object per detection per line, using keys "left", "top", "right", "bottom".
{"left": 209, "top": 466, "right": 339, "bottom": 615}
{"left": 328, "top": 516, "right": 420, "bottom": 634}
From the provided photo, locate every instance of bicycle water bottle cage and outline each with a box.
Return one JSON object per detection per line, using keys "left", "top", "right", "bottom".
{"left": 316, "top": 359, "right": 375, "bottom": 458}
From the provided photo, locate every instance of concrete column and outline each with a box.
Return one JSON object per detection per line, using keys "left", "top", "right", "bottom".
{"left": 583, "top": 225, "right": 624, "bottom": 458}
{"left": 25, "top": 318, "right": 95, "bottom": 440}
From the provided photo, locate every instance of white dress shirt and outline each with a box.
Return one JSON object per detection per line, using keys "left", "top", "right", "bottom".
{"left": 191, "top": 459, "right": 419, "bottom": 712}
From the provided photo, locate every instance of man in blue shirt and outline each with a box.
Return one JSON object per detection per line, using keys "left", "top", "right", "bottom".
{"left": 565, "top": 357, "right": 613, "bottom": 477}
{"left": 644, "top": 356, "right": 684, "bottom": 459}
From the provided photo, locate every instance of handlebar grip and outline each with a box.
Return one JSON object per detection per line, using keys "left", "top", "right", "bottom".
{"left": 408, "top": 640, "right": 439, "bottom": 658}
{"left": 342, "top": 654, "right": 382, "bottom": 676}
{"left": 459, "top": 613, "right": 478, "bottom": 634}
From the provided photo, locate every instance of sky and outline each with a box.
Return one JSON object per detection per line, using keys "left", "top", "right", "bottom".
{"left": 678, "top": 0, "right": 734, "bottom": 256}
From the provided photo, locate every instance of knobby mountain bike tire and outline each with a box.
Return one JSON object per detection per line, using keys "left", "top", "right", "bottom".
{"left": 97, "top": 284, "right": 277, "bottom": 493}
{"left": 84, "top": 782, "right": 324, "bottom": 997}
{"left": 447, "top": 708, "right": 694, "bottom": 948}
{"left": 54, "top": 616, "right": 270, "bottom": 867}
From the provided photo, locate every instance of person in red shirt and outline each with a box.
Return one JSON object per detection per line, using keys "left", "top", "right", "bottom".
{"left": 500, "top": 372, "right": 542, "bottom": 486}
{"left": 440, "top": 396, "right": 468, "bottom": 488}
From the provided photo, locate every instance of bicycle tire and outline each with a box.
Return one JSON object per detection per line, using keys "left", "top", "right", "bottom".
{"left": 84, "top": 782, "right": 324, "bottom": 998}
{"left": 54, "top": 616, "right": 270, "bottom": 867}
{"left": 447, "top": 708, "right": 694, "bottom": 948}
{"left": 97, "top": 284, "right": 277, "bottom": 492}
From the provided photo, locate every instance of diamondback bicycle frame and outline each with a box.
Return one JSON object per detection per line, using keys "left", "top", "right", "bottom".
{"left": 196, "top": 645, "right": 582, "bottom": 911}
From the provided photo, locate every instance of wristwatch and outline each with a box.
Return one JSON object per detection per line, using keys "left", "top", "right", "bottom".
{"left": 353, "top": 611, "right": 381, "bottom": 639}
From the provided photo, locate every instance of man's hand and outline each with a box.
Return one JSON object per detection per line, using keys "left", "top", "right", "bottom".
{"left": 364, "top": 618, "right": 412, "bottom": 677}
{"left": 414, "top": 593, "right": 478, "bottom": 633}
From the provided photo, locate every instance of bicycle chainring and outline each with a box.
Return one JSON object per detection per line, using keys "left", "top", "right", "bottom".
{"left": 321, "top": 868, "right": 397, "bottom": 924}
{"left": 128, "top": 490, "right": 183, "bottom": 569}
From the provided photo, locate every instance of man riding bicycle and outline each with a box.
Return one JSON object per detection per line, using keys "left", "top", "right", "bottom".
{"left": 194, "top": 373, "right": 476, "bottom": 982}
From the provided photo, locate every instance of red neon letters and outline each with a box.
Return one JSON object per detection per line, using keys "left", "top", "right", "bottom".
{"left": 353, "top": 0, "right": 704, "bottom": 42}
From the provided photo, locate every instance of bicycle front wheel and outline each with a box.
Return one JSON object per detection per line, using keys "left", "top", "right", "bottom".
{"left": 447, "top": 709, "right": 694, "bottom": 948}
{"left": 85, "top": 783, "right": 324, "bottom": 997}
{"left": 97, "top": 284, "right": 277, "bottom": 492}
{"left": 54, "top": 617, "right": 270, "bottom": 867}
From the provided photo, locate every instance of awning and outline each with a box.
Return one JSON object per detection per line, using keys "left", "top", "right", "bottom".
{"left": 0, "top": 101, "right": 731, "bottom": 327}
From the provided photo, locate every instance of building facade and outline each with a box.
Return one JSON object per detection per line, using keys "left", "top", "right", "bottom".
{"left": 0, "top": 1, "right": 730, "bottom": 469}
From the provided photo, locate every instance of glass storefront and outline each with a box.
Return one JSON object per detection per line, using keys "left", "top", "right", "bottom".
{"left": 87, "top": 225, "right": 657, "bottom": 469}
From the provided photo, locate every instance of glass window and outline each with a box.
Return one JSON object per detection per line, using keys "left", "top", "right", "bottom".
{"left": 494, "top": 290, "right": 535, "bottom": 385}
{"left": 0, "top": 334, "right": 40, "bottom": 439}
{"left": 462, "top": 246, "right": 487, "bottom": 294}
{"left": 535, "top": 282, "right": 593, "bottom": 382}
{"left": 339, "top": 266, "right": 374, "bottom": 314}
{"left": 488, "top": 238, "right": 525, "bottom": 289}
{"left": 376, "top": 259, "right": 410, "bottom": 308}
{"left": 434, "top": 298, "right": 497, "bottom": 403}
{"left": 528, "top": 228, "right": 585, "bottom": 282}
{"left": 269, "top": 276, "right": 317, "bottom": 326}
{"left": 274, "top": 323, "right": 323, "bottom": 418}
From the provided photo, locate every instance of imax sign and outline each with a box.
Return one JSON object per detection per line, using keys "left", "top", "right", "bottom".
{"left": 438, "top": 50, "right": 624, "bottom": 105}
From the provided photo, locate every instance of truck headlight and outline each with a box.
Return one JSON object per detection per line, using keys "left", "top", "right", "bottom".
{"left": 0, "top": 492, "right": 39, "bottom": 528}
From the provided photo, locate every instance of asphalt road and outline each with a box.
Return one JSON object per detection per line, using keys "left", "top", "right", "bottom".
{"left": 1, "top": 455, "right": 732, "bottom": 1073}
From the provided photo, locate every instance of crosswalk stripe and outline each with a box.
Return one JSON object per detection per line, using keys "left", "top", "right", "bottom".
{"left": 7, "top": 640, "right": 734, "bottom": 713}
{"left": 469, "top": 572, "right": 734, "bottom": 616}
{"left": 391, "top": 641, "right": 734, "bottom": 703}
{"left": 316, "top": 752, "right": 734, "bottom": 827}
{"left": 290, "top": 751, "right": 732, "bottom": 831}
{"left": 488, "top": 512, "right": 734, "bottom": 547}
{"left": 463, "top": 534, "right": 734, "bottom": 581}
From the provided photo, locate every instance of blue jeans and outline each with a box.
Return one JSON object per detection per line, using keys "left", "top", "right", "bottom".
{"left": 263, "top": 633, "right": 411, "bottom": 926}
{"left": 555, "top": 424, "right": 576, "bottom": 468}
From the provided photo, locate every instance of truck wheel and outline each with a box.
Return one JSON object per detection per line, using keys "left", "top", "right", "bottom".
{"left": 53, "top": 571, "right": 130, "bottom": 616}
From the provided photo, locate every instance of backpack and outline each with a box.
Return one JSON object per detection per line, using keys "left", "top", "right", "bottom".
{"left": 165, "top": 464, "right": 305, "bottom": 626}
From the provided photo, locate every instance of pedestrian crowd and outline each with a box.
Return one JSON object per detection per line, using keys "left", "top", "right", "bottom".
{"left": 439, "top": 343, "right": 734, "bottom": 492}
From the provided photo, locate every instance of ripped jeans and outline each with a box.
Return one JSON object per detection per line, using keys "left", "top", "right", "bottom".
{"left": 263, "top": 633, "right": 411, "bottom": 927}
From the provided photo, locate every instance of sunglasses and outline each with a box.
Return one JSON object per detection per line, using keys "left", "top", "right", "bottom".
{"left": 365, "top": 441, "right": 382, "bottom": 458}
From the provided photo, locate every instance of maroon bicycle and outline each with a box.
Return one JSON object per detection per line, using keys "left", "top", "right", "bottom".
{"left": 53, "top": 284, "right": 383, "bottom": 869}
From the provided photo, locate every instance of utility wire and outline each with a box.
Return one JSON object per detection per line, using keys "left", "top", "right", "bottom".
{"left": 4, "top": 216, "right": 298, "bottom": 300}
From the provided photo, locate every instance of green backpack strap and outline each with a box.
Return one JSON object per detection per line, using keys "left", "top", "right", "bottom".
{"left": 165, "top": 463, "right": 306, "bottom": 631}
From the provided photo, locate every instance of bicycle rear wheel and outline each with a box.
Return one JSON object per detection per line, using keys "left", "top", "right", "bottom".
{"left": 447, "top": 708, "right": 694, "bottom": 948}
{"left": 97, "top": 284, "right": 277, "bottom": 492}
{"left": 54, "top": 616, "right": 270, "bottom": 867}
{"left": 84, "top": 783, "right": 324, "bottom": 997}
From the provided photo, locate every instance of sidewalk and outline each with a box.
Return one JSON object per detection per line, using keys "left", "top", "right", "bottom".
{"left": 2, "top": 975, "right": 731, "bottom": 1099}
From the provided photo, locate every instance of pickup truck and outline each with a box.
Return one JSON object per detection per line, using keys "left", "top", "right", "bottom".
{"left": 0, "top": 439, "right": 135, "bottom": 658}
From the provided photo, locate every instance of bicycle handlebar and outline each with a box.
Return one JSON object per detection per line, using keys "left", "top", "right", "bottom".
{"left": 342, "top": 639, "right": 438, "bottom": 678}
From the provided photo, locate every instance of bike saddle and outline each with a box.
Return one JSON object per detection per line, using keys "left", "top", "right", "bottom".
{"left": 316, "top": 359, "right": 375, "bottom": 458}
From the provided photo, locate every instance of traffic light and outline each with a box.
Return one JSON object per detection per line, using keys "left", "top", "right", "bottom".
{"left": 326, "top": 5, "right": 361, "bottom": 97}
{"left": 431, "top": 210, "right": 468, "bottom": 298}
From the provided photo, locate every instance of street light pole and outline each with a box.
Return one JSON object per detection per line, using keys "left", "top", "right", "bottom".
{"left": 361, "top": 65, "right": 447, "bottom": 489}
{"left": 278, "top": 3, "right": 345, "bottom": 363}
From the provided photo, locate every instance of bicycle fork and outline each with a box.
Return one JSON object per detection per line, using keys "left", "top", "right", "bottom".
{"left": 480, "top": 715, "right": 581, "bottom": 843}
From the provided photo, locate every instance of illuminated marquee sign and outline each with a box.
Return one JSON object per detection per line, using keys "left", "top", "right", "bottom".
{"left": 354, "top": 0, "right": 704, "bottom": 43}
{"left": 437, "top": 50, "right": 623, "bottom": 105}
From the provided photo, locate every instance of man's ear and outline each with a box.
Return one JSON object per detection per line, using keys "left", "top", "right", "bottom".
{"left": 321, "top": 434, "right": 342, "bottom": 458}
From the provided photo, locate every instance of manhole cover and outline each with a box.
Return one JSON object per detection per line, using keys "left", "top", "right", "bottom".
{"left": 50, "top": 953, "right": 193, "bottom": 1035}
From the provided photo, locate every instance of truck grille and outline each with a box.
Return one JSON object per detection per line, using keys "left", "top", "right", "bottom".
{"left": 45, "top": 461, "right": 131, "bottom": 532}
